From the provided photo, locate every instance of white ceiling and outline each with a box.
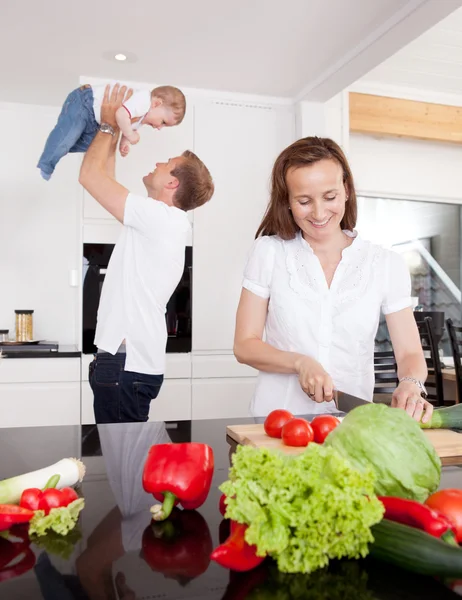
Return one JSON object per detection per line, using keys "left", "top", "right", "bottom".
{"left": 1, "top": 0, "right": 461, "bottom": 106}
{"left": 357, "top": 6, "right": 462, "bottom": 97}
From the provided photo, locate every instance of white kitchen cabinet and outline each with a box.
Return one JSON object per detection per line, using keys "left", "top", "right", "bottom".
{"left": 0, "top": 382, "right": 80, "bottom": 428}
{"left": 83, "top": 109, "right": 195, "bottom": 220}
{"left": 192, "top": 100, "right": 295, "bottom": 352}
{"left": 191, "top": 377, "right": 257, "bottom": 420}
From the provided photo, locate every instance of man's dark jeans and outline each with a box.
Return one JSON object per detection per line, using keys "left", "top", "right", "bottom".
{"left": 89, "top": 352, "right": 164, "bottom": 424}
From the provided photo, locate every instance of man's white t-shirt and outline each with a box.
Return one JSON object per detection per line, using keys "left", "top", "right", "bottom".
{"left": 92, "top": 85, "right": 151, "bottom": 128}
{"left": 95, "top": 193, "right": 191, "bottom": 375}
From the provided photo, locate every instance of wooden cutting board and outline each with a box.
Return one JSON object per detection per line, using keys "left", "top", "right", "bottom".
{"left": 226, "top": 423, "right": 462, "bottom": 466}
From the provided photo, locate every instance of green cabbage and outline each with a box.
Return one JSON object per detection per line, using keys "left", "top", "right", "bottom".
{"left": 325, "top": 403, "right": 441, "bottom": 502}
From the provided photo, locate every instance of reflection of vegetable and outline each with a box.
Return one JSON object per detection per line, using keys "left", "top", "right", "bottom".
{"left": 221, "top": 564, "right": 269, "bottom": 600}
{"left": 0, "top": 526, "right": 35, "bottom": 583}
{"left": 28, "top": 498, "right": 84, "bottom": 537}
{"left": 220, "top": 444, "right": 383, "bottom": 574}
{"left": 425, "top": 490, "right": 462, "bottom": 543}
{"left": 244, "top": 561, "right": 373, "bottom": 600}
{"left": 370, "top": 518, "right": 462, "bottom": 577}
{"left": 0, "top": 505, "right": 34, "bottom": 531}
{"left": 142, "top": 443, "right": 214, "bottom": 521}
{"left": 379, "top": 496, "right": 456, "bottom": 542}
{"left": 421, "top": 403, "right": 462, "bottom": 430}
{"left": 325, "top": 403, "right": 441, "bottom": 502}
{"left": 0, "top": 458, "right": 85, "bottom": 504}
{"left": 310, "top": 415, "right": 340, "bottom": 444}
{"left": 281, "top": 418, "right": 314, "bottom": 447}
{"left": 211, "top": 521, "right": 265, "bottom": 572}
{"left": 0, "top": 546, "right": 35, "bottom": 583}
{"left": 30, "top": 525, "right": 82, "bottom": 560}
{"left": 264, "top": 410, "right": 294, "bottom": 439}
{"left": 141, "top": 508, "right": 212, "bottom": 583}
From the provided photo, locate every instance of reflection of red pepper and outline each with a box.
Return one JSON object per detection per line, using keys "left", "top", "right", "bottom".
{"left": 211, "top": 521, "right": 265, "bottom": 572}
{"left": 221, "top": 564, "right": 269, "bottom": 600}
{"left": 142, "top": 443, "right": 214, "bottom": 521}
{"left": 0, "top": 546, "right": 36, "bottom": 583}
{"left": 141, "top": 508, "right": 212, "bottom": 584}
{"left": 0, "top": 505, "right": 34, "bottom": 532}
{"left": 379, "top": 496, "right": 457, "bottom": 543}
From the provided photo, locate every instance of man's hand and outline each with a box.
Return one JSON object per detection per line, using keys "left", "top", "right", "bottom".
{"left": 101, "top": 83, "right": 133, "bottom": 129}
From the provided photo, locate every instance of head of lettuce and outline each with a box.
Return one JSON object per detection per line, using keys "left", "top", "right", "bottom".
{"left": 325, "top": 403, "right": 441, "bottom": 503}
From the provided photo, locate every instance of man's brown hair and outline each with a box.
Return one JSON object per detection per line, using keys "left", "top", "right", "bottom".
{"left": 256, "top": 137, "right": 357, "bottom": 240}
{"left": 151, "top": 86, "right": 186, "bottom": 124}
{"left": 171, "top": 150, "right": 214, "bottom": 211}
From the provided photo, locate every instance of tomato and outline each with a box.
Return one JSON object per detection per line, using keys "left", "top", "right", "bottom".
{"left": 425, "top": 489, "right": 462, "bottom": 542}
{"left": 281, "top": 418, "right": 314, "bottom": 447}
{"left": 60, "top": 487, "right": 79, "bottom": 506}
{"left": 38, "top": 489, "right": 64, "bottom": 515}
{"left": 310, "top": 415, "right": 340, "bottom": 444}
{"left": 264, "top": 409, "right": 294, "bottom": 439}
{"left": 19, "top": 488, "right": 42, "bottom": 511}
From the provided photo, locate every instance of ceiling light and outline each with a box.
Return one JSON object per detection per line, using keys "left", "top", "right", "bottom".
{"left": 114, "top": 53, "right": 127, "bottom": 61}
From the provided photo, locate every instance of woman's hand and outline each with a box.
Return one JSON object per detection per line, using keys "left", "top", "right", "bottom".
{"left": 294, "top": 356, "right": 334, "bottom": 403}
{"left": 392, "top": 380, "right": 433, "bottom": 424}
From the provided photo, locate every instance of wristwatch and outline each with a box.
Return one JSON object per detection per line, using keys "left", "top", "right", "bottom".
{"left": 99, "top": 123, "right": 115, "bottom": 136}
{"left": 399, "top": 377, "right": 428, "bottom": 399}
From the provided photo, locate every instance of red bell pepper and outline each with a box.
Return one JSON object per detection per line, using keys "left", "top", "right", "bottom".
{"left": 141, "top": 507, "right": 212, "bottom": 583}
{"left": 142, "top": 443, "right": 214, "bottom": 521}
{"left": 211, "top": 521, "right": 265, "bottom": 572}
{"left": 0, "top": 505, "right": 35, "bottom": 532}
{"left": 219, "top": 493, "right": 227, "bottom": 517}
{"left": 379, "top": 496, "right": 457, "bottom": 543}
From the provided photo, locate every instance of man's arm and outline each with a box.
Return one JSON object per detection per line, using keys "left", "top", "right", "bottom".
{"left": 79, "top": 84, "right": 131, "bottom": 223}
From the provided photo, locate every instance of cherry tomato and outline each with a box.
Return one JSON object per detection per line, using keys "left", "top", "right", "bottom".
{"left": 425, "top": 490, "right": 462, "bottom": 542}
{"left": 60, "top": 487, "right": 79, "bottom": 506}
{"left": 219, "top": 494, "right": 227, "bottom": 517}
{"left": 264, "top": 409, "right": 294, "bottom": 439}
{"left": 310, "top": 415, "right": 340, "bottom": 444}
{"left": 19, "top": 488, "right": 42, "bottom": 511}
{"left": 38, "top": 489, "right": 64, "bottom": 515}
{"left": 281, "top": 418, "right": 314, "bottom": 447}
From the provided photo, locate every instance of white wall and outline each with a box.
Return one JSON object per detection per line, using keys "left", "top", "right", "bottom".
{"left": 349, "top": 132, "right": 462, "bottom": 204}
{"left": 0, "top": 102, "right": 81, "bottom": 343}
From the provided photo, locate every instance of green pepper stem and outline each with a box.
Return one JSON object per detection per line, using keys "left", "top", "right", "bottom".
{"left": 43, "top": 474, "right": 61, "bottom": 490}
{"left": 441, "top": 530, "right": 459, "bottom": 546}
{"left": 150, "top": 491, "right": 177, "bottom": 521}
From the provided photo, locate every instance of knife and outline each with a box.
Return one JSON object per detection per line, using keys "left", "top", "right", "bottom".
{"left": 333, "top": 389, "right": 369, "bottom": 413}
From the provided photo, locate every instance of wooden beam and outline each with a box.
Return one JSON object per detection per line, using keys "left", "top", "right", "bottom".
{"left": 349, "top": 92, "right": 462, "bottom": 144}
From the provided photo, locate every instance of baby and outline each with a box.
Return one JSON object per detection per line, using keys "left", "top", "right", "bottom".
{"left": 37, "top": 83, "right": 186, "bottom": 181}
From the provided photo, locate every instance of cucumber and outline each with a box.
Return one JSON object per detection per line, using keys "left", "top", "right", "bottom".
{"left": 370, "top": 519, "right": 462, "bottom": 578}
{"left": 420, "top": 403, "right": 462, "bottom": 430}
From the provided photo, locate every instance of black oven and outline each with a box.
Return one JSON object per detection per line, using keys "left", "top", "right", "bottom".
{"left": 82, "top": 243, "right": 192, "bottom": 354}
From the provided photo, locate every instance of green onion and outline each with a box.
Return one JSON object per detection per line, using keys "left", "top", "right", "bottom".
{"left": 0, "top": 458, "right": 85, "bottom": 504}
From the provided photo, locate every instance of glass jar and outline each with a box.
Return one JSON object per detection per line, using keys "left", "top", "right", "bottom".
{"left": 0, "top": 330, "right": 8, "bottom": 342}
{"left": 15, "top": 310, "right": 34, "bottom": 342}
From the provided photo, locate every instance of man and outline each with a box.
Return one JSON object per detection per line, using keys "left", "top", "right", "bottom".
{"left": 80, "top": 84, "right": 214, "bottom": 423}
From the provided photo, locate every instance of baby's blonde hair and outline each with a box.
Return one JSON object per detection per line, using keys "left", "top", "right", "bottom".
{"left": 151, "top": 86, "right": 186, "bottom": 124}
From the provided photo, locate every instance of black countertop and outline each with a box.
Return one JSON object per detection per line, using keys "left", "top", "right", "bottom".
{"left": 1, "top": 417, "right": 462, "bottom": 600}
{"left": 0, "top": 345, "right": 81, "bottom": 358}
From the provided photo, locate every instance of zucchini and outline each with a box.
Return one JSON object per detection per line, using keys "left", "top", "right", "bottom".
{"left": 420, "top": 403, "right": 462, "bottom": 430}
{"left": 370, "top": 519, "right": 462, "bottom": 578}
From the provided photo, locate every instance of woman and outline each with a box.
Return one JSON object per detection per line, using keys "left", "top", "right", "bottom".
{"left": 234, "top": 137, "right": 432, "bottom": 423}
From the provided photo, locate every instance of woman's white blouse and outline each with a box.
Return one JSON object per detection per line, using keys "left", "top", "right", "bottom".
{"left": 242, "top": 231, "right": 412, "bottom": 417}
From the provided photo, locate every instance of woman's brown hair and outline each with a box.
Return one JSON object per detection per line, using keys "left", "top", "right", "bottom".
{"left": 256, "top": 137, "right": 357, "bottom": 239}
